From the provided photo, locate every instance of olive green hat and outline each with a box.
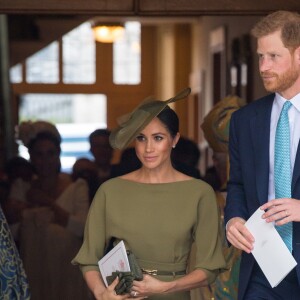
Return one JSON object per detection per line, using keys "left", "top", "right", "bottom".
{"left": 109, "top": 87, "right": 191, "bottom": 150}
{"left": 201, "top": 95, "right": 246, "bottom": 153}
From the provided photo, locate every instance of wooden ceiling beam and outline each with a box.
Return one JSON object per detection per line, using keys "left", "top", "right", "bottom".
{"left": 0, "top": 0, "right": 299, "bottom": 15}
{"left": 0, "top": 0, "right": 135, "bottom": 15}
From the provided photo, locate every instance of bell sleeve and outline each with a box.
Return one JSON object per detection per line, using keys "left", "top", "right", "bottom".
{"left": 71, "top": 185, "right": 107, "bottom": 274}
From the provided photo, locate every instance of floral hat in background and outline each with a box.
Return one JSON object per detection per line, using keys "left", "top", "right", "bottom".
{"left": 15, "top": 120, "right": 61, "bottom": 148}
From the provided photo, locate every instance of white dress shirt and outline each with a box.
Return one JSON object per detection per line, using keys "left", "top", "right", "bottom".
{"left": 268, "top": 93, "right": 300, "bottom": 201}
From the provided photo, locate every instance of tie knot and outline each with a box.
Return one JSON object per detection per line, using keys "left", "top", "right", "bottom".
{"left": 282, "top": 101, "right": 292, "bottom": 113}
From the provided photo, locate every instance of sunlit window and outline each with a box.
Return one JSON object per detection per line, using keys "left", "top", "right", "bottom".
{"left": 26, "top": 41, "right": 59, "bottom": 83}
{"left": 62, "top": 22, "right": 96, "bottom": 84}
{"left": 22, "top": 21, "right": 96, "bottom": 85}
{"left": 19, "top": 93, "right": 107, "bottom": 172}
{"left": 10, "top": 63, "right": 22, "bottom": 83}
{"left": 113, "top": 22, "right": 141, "bottom": 84}
{"left": 11, "top": 21, "right": 141, "bottom": 85}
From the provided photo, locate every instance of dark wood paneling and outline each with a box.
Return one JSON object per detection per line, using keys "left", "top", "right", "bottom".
{"left": 0, "top": 0, "right": 299, "bottom": 15}
{"left": 139, "top": 0, "right": 300, "bottom": 15}
{"left": 0, "top": 0, "right": 135, "bottom": 14}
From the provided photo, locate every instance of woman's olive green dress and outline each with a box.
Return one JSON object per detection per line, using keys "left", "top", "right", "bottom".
{"left": 73, "top": 178, "right": 227, "bottom": 300}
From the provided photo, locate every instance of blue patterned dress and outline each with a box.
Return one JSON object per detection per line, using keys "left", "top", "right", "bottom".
{"left": 0, "top": 206, "right": 30, "bottom": 299}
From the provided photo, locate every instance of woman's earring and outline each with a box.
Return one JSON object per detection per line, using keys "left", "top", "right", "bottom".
{"left": 172, "top": 145, "right": 176, "bottom": 149}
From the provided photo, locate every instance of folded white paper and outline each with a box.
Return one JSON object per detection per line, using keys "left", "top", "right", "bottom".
{"left": 98, "top": 240, "right": 131, "bottom": 287}
{"left": 245, "top": 208, "right": 297, "bottom": 287}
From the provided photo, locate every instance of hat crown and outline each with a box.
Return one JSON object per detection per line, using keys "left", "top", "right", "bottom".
{"left": 110, "top": 88, "right": 191, "bottom": 149}
{"left": 201, "top": 95, "right": 246, "bottom": 152}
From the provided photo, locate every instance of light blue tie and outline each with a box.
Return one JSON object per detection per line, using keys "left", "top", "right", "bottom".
{"left": 274, "top": 101, "right": 293, "bottom": 252}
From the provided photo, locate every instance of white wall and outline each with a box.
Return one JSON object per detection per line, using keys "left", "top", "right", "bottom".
{"left": 192, "top": 15, "right": 266, "bottom": 117}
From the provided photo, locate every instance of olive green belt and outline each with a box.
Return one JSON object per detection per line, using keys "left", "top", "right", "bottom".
{"left": 137, "top": 258, "right": 187, "bottom": 276}
{"left": 142, "top": 268, "right": 186, "bottom": 276}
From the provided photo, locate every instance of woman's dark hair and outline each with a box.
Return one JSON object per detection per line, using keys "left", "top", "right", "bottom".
{"left": 28, "top": 131, "right": 61, "bottom": 154}
{"left": 157, "top": 106, "right": 179, "bottom": 138}
{"left": 5, "top": 156, "right": 33, "bottom": 174}
{"left": 89, "top": 128, "right": 111, "bottom": 144}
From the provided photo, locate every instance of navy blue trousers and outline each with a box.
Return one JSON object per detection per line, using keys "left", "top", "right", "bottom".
{"left": 244, "top": 263, "right": 300, "bottom": 300}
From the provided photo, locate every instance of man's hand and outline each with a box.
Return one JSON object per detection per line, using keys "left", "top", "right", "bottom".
{"left": 261, "top": 198, "right": 300, "bottom": 225}
{"left": 226, "top": 217, "right": 254, "bottom": 253}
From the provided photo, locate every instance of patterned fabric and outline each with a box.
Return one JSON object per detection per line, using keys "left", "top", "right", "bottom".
{"left": 274, "top": 101, "right": 293, "bottom": 252}
{"left": 213, "top": 247, "right": 241, "bottom": 300}
{"left": 213, "top": 192, "right": 241, "bottom": 300}
{"left": 0, "top": 206, "right": 30, "bottom": 300}
{"left": 190, "top": 192, "right": 241, "bottom": 300}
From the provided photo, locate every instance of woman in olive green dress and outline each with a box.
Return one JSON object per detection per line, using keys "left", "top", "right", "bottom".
{"left": 72, "top": 88, "right": 227, "bottom": 300}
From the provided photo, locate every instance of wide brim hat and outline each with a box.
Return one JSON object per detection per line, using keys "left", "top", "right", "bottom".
{"left": 201, "top": 95, "right": 246, "bottom": 153}
{"left": 109, "top": 87, "right": 191, "bottom": 150}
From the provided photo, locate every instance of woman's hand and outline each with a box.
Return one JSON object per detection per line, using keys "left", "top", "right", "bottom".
{"left": 130, "top": 274, "right": 169, "bottom": 298}
{"left": 93, "top": 277, "right": 129, "bottom": 300}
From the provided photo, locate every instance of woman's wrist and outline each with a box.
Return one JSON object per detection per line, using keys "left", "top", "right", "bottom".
{"left": 93, "top": 286, "right": 106, "bottom": 300}
{"left": 160, "top": 280, "right": 176, "bottom": 294}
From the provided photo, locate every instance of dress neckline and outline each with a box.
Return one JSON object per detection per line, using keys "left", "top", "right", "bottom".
{"left": 115, "top": 176, "right": 198, "bottom": 185}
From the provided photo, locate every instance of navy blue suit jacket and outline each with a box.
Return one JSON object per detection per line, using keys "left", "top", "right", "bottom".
{"left": 224, "top": 93, "right": 300, "bottom": 299}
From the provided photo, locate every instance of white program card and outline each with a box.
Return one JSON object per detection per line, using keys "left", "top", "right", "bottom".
{"left": 98, "top": 240, "right": 131, "bottom": 287}
{"left": 245, "top": 208, "right": 297, "bottom": 287}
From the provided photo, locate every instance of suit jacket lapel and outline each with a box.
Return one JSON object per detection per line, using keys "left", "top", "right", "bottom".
{"left": 292, "top": 139, "right": 300, "bottom": 193}
{"left": 251, "top": 95, "right": 274, "bottom": 205}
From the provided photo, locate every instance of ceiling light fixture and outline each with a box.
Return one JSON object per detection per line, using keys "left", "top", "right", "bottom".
{"left": 92, "top": 22, "right": 125, "bottom": 43}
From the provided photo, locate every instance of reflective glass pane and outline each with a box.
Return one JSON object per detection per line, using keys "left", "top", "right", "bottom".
{"left": 10, "top": 63, "right": 22, "bottom": 83}
{"left": 113, "top": 22, "right": 141, "bottom": 84}
{"left": 20, "top": 93, "right": 106, "bottom": 124}
{"left": 63, "top": 22, "right": 96, "bottom": 84}
{"left": 26, "top": 42, "right": 59, "bottom": 83}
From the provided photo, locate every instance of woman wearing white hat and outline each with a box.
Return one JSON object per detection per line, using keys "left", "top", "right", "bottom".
{"left": 9, "top": 121, "right": 90, "bottom": 300}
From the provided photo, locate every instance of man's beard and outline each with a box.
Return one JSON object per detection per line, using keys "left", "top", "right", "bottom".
{"left": 260, "top": 65, "right": 299, "bottom": 93}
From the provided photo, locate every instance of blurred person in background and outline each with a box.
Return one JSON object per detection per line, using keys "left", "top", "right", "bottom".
{"left": 89, "top": 129, "right": 117, "bottom": 185}
{"left": 171, "top": 136, "right": 202, "bottom": 179}
{"left": 7, "top": 120, "right": 91, "bottom": 300}
{"left": 2, "top": 156, "right": 34, "bottom": 239}
{"left": 72, "top": 157, "right": 99, "bottom": 203}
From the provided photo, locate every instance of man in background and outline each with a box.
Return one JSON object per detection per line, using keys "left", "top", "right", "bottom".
{"left": 89, "top": 129, "right": 115, "bottom": 185}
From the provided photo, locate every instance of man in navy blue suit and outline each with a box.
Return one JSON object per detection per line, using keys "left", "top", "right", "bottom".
{"left": 225, "top": 10, "right": 300, "bottom": 300}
